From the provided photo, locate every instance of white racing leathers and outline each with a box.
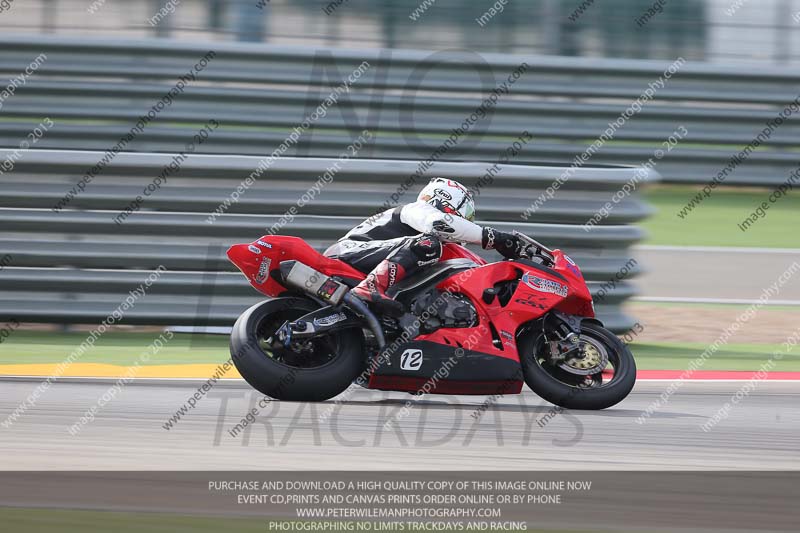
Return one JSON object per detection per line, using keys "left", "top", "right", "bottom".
{"left": 324, "top": 201, "right": 483, "bottom": 273}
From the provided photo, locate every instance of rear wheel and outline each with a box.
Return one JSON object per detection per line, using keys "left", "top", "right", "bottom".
{"left": 519, "top": 321, "right": 636, "bottom": 410}
{"left": 230, "top": 297, "right": 364, "bottom": 401}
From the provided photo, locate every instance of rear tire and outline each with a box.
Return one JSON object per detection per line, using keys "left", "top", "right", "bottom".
{"left": 230, "top": 297, "right": 364, "bottom": 402}
{"left": 519, "top": 321, "right": 636, "bottom": 410}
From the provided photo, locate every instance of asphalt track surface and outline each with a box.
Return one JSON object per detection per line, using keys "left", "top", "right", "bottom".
{"left": 1, "top": 378, "right": 797, "bottom": 470}
{"left": 635, "top": 247, "right": 800, "bottom": 303}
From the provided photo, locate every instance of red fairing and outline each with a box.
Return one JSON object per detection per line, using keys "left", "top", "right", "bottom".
{"left": 414, "top": 245, "right": 595, "bottom": 365}
{"left": 440, "top": 241, "right": 488, "bottom": 265}
{"left": 229, "top": 235, "right": 597, "bottom": 396}
{"left": 420, "top": 260, "right": 524, "bottom": 363}
{"left": 227, "top": 236, "right": 364, "bottom": 297}
{"left": 551, "top": 249, "right": 594, "bottom": 318}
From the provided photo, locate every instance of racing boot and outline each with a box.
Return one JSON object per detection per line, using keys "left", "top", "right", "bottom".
{"left": 350, "top": 259, "right": 407, "bottom": 316}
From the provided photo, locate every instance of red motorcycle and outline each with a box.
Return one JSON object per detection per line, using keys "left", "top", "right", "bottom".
{"left": 227, "top": 231, "right": 636, "bottom": 410}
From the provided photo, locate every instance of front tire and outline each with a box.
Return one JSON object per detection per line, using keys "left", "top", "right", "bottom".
{"left": 519, "top": 321, "right": 636, "bottom": 410}
{"left": 230, "top": 297, "right": 364, "bottom": 402}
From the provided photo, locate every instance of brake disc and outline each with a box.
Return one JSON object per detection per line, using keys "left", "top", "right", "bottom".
{"left": 558, "top": 337, "right": 609, "bottom": 376}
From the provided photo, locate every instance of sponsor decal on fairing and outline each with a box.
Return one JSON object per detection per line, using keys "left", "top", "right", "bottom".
{"left": 254, "top": 257, "right": 271, "bottom": 284}
{"left": 564, "top": 255, "right": 582, "bottom": 278}
{"left": 521, "top": 272, "right": 568, "bottom": 297}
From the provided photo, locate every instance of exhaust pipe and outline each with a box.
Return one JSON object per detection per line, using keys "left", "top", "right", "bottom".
{"left": 279, "top": 260, "right": 349, "bottom": 305}
{"left": 279, "top": 261, "right": 386, "bottom": 348}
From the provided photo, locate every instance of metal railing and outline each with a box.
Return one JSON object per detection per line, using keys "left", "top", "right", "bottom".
{"left": 0, "top": 35, "right": 797, "bottom": 186}
{"left": 0, "top": 149, "right": 657, "bottom": 332}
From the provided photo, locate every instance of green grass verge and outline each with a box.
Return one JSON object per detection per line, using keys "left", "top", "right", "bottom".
{"left": 629, "top": 342, "right": 799, "bottom": 372}
{"left": 0, "top": 331, "right": 796, "bottom": 372}
{"left": 0, "top": 331, "right": 229, "bottom": 366}
{"left": 642, "top": 184, "right": 800, "bottom": 248}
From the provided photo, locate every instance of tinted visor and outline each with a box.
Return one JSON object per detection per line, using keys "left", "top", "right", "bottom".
{"left": 435, "top": 199, "right": 474, "bottom": 222}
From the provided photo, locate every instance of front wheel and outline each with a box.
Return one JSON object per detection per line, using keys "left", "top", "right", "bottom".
{"left": 519, "top": 321, "right": 636, "bottom": 410}
{"left": 230, "top": 297, "right": 365, "bottom": 402}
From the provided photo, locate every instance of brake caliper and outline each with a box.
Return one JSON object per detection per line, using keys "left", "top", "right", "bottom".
{"left": 544, "top": 310, "right": 583, "bottom": 363}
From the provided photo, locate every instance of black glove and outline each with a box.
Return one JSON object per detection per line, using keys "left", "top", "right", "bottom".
{"left": 482, "top": 227, "right": 523, "bottom": 259}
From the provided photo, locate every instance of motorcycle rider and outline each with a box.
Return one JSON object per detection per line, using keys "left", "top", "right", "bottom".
{"left": 324, "top": 177, "right": 524, "bottom": 313}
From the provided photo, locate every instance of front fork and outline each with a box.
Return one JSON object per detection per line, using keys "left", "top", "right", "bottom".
{"left": 542, "top": 310, "right": 584, "bottom": 364}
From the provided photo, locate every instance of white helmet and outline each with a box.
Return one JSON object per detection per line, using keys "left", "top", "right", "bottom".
{"left": 417, "top": 178, "right": 476, "bottom": 222}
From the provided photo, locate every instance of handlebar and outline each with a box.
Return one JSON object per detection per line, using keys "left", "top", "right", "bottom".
{"left": 513, "top": 230, "right": 555, "bottom": 265}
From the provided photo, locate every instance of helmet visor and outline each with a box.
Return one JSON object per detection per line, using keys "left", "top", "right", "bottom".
{"left": 461, "top": 202, "right": 475, "bottom": 222}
